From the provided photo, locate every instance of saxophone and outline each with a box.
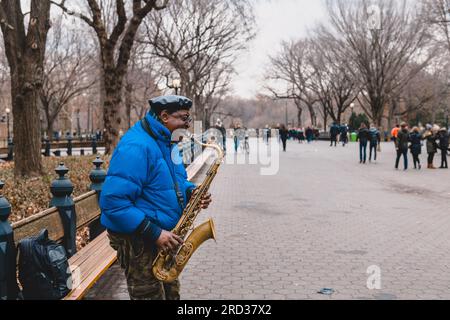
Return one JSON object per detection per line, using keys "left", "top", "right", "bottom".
{"left": 152, "top": 137, "right": 224, "bottom": 283}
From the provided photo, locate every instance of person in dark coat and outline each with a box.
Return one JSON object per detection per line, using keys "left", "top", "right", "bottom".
{"left": 305, "top": 127, "right": 314, "bottom": 144}
{"left": 423, "top": 124, "right": 438, "bottom": 169}
{"left": 437, "top": 127, "right": 449, "bottom": 169}
{"left": 279, "top": 124, "right": 289, "bottom": 152}
{"left": 330, "top": 123, "right": 340, "bottom": 147}
{"left": 357, "top": 123, "right": 370, "bottom": 164}
{"left": 395, "top": 122, "right": 410, "bottom": 170}
{"left": 409, "top": 126, "right": 422, "bottom": 170}
{"left": 340, "top": 125, "right": 349, "bottom": 147}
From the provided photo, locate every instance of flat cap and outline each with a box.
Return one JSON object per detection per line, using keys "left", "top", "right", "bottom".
{"left": 148, "top": 95, "right": 193, "bottom": 114}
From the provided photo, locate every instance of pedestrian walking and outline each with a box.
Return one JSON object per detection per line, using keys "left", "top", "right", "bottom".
{"left": 409, "top": 127, "right": 422, "bottom": 170}
{"left": 305, "top": 127, "right": 313, "bottom": 144}
{"left": 330, "top": 123, "right": 339, "bottom": 147}
{"left": 279, "top": 124, "right": 289, "bottom": 152}
{"left": 357, "top": 123, "right": 370, "bottom": 164}
{"left": 369, "top": 125, "right": 381, "bottom": 162}
{"left": 395, "top": 123, "right": 409, "bottom": 170}
{"left": 340, "top": 124, "right": 349, "bottom": 147}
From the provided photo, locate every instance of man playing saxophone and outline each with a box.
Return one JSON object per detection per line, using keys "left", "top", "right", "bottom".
{"left": 99, "top": 95, "right": 212, "bottom": 300}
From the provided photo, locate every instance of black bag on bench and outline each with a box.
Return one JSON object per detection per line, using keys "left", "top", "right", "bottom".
{"left": 17, "top": 229, "right": 72, "bottom": 300}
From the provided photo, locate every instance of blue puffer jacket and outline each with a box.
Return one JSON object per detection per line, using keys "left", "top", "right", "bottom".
{"left": 99, "top": 113, "right": 196, "bottom": 238}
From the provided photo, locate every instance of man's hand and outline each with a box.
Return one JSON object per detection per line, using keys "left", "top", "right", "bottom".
{"left": 156, "top": 230, "right": 184, "bottom": 254}
{"left": 200, "top": 192, "right": 212, "bottom": 209}
{"left": 191, "top": 188, "right": 213, "bottom": 210}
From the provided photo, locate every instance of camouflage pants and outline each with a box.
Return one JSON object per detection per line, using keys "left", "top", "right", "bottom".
{"left": 108, "top": 231, "right": 180, "bottom": 300}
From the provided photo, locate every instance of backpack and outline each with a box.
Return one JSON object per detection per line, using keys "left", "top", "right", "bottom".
{"left": 369, "top": 130, "right": 379, "bottom": 143}
{"left": 18, "top": 229, "right": 72, "bottom": 300}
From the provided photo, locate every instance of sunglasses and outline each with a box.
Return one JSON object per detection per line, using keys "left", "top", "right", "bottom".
{"left": 172, "top": 113, "right": 193, "bottom": 123}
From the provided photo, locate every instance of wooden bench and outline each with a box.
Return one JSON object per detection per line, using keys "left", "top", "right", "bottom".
{"left": 7, "top": 147, "right": 216, "bottom": 300}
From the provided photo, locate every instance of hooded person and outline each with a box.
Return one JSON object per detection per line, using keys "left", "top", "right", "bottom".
{"left": 409, "top": 126, "right": 423, "bottom": 170}
{"left": 340, "top": 124, "right": 349, "bottom": 146}
{"left": 368, "top": 125, "right": 381, "bottom": 162}
{"left": 99, "top": 95, "right": 213, "bottom": 300}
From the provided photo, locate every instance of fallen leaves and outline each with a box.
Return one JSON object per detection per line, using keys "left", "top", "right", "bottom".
{"left": 0, "top": 156, "right": 111, "bottom": 249}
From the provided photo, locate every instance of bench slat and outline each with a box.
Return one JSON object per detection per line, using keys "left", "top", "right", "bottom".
{"left": 69, "top": 232, "right": 110, "bottom": 266}
{"left": 69, "top": 240, "right": 113, "bottom": 278}
{"left": 65, "top": 247, "right": 117, "bottom": 300}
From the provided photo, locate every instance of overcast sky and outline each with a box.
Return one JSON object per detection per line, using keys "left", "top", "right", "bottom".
{"left": 232, "top": 0, "right": 327, "bottom": 99}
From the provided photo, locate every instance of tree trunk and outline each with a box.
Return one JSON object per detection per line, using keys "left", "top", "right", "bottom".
{"left": 307, "top": 104, "right": 316, "bottom": 127}
{"left": 46, "top": 118, "right": 54, "bottom": 142}
{"left": 297, "top": 107, "right": 303, "bottom": 127}
{"left": 193, "top": 95, "right": 205, "bottom": 129}
{"left": 1, "top": 0, "right": 51, "bottom": 177}
{"left": 103, "top": 71, "right": 124, "bottom": 155}
{"left": 12, "top": 78, "right": 43, "bottom": 177}
{"left": 322, "top": 105, "right": 328, "bottom": 131}
{"left": 125, "top": 83, "right": 133, "bottom": 129}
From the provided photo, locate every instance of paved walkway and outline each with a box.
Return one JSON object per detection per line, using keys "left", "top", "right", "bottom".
{"left": 86, "top": 139, "right": 450, "bottom": 300}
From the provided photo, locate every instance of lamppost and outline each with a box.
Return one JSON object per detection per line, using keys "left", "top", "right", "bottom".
{"left": 349, "top": 103, "right": 355, "bottom": 130}
{"left": 5, "top": 108, "right": 10, "bottom": 141}
{"left": 76, "top": 109, "right": 81, "bottom": 140}
{"left": 204, "top": 106, "right": 210, "bottom": 130}
{"left": 445, "top": 109, "right": 449, "bottom": 129}
{"left": 285, "top": 101, "right": 288, "bottom": 126}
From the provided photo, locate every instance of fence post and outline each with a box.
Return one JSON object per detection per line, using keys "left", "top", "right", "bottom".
{"left": 44, "top": 138, "right": 51, "bottom": 157}
{"left": 50, "top": 163, "right": 77, "bottom": 258}
{"left": 0, "top": 181, "right": 19, "bottom": 300}
{"left": 91, "top": 137, "right": 98, "bottom": 155}
{"left": 88, "top": 156, "right": 106, "bottom": 241}
{"left": 67, "top": 136, "right": 73, "bottom": 156}
{"left": 6, "top": 138, "right": 13, "bottom": 161}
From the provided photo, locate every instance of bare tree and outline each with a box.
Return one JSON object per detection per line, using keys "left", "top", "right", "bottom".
{"left": 0, "top": 0, "right": 52, "bottom": 177}
{"left": 323, "top": 0, "right": 436, "bottom": 127}
{"left": 422, "top": 0, "right": 450, "bottom": 53}
{"left": 125, "top": 42, "right": 161, "bottom": 128}
{"left": 307, "top": 36, "right": 359, "bottom": 125}
{"left": 266, "top": 40, "right": 319, "bottom": 127}
{"left": 54, "top": 0, "right": 168, "bottom": 154}
{"left": 143, "top": 0, "right": 255, "bottom": 127}
{"left": 395, "top": 59, "right": 450, "bottom": 124}
{"left": 40, "top": 17, "right": 97, "bottom": 141}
